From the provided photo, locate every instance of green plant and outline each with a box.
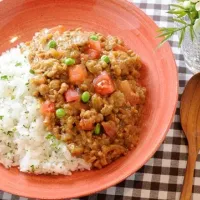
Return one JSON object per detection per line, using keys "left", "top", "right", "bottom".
{"left": 157, "top": 0, "right": 200, "bottom": 47}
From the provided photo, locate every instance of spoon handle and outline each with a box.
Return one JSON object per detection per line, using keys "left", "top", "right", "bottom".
{"left": 180, "top": 145, "right": 198, "bottom": 200}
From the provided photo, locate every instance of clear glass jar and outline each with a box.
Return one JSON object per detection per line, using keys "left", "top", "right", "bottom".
{"left": 181, "top": 27, "right": 200, "bottom": 73}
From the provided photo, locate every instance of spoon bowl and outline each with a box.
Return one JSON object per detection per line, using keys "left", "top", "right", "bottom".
{"left": 180, "top": 73, "right": 200, "bottom": 200}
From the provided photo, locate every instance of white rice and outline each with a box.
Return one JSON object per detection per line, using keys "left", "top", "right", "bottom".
{"left": 0, "top": 46, "right": 91, "bottom": 175}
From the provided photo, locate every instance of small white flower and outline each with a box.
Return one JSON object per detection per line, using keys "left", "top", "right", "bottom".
{"left": 190, "top": 0, "right": 200, "bottom": 11}
{"left": 183, "top": 1, "right": 192, "bottom": 9}
{"left": 196, "top": 2, "right": 200, "bottom": 11}
{"left": 194, "top": 18, "right": 200, "bottom": 32}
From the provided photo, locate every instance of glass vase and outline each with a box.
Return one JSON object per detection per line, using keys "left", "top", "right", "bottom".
{"left": 181, "top": 27, "right": 200, "bottom": 73}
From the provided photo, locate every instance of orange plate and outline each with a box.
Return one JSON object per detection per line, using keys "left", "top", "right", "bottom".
{"left": 0, "top": 0, "right": 178, "bottom": 199}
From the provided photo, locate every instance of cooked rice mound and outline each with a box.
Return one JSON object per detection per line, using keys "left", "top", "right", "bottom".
{"left": 0, "top": 47, "right": 90, "bottom": 175}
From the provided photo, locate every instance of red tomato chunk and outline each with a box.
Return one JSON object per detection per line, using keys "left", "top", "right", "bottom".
{"left": 88, "top": 40, "right": 102, "bottom": 52}
{"left": 93, "top": 71, "right": 115, "bottom": 95}
{"left": 40, "top": 101, "right": 55, "bottom": 115}
{"left": 102, "top": 121, "right": 117, "bottom": 138}
{"left": 65, "top": 89, "right": 80, "bottom": 102}
{"left": 87, "top": 49, "right": 100, "bottom": 59}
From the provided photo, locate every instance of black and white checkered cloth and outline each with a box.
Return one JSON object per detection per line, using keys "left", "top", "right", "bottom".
{"left": 1, "top": 0, "right": 198, "bottom": 199}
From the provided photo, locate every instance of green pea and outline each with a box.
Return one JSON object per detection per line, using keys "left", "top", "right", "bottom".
{"left": 48, "top": 40, "right": 57, "bottom": 48}
{"left": 90, "top": 35, "right": 98, "bottom": 41}
{"left": 64, "top": 58, "right": 75, "bottom": 66}
{"left": 81, "top": 91, "right": 90, "bottom": 103}
{"left": 94, "top": 123, "right": 101, "bottom": 135}
{"left": 101, "top": 55, "right": 110, "bottom": 64}
{"left": 56, "top": 108, "right": 66, "bottom": 118}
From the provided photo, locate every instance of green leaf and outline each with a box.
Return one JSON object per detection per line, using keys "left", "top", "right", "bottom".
{"left": 190, "top": 25, "right": 196, "bottom": 41}
{"left": 177, "top": 12, "right": 187, "bottom": 18}
{"left": 189, "top": 26, "right": 195, "bottom": 41}
{"left": 0, "top": 116, "right": 3, "bottom": 120}
{"left": 170, "top": 4, "right": 185, "bottom": 10}
{"left": 157, "top": 27, "right": 177, "bottom": 33}
{"left": 167, "top": 9, "right": 186, "bottom": 15}
{"left": 15, "top": 62, "right": 22, "bottom": 67}
{"left": 170, "top": 18, "right": 187, "bottom": 25}
{"left": 187, "top": 13, "right": 195, "bottom": 24}
{"left": 156, "top": 32, "right": 172, "bottom": 38}
{"left": 157, "top": 27, "right": 175, "bottom": 32}
{"left": 157, "top": 33, "right": 173, "bottom": 49}
{"left": 1, "top": 75, "right": 8, "bottom": 80}
{"left": 179, "top": 28, "right": 186, "bottom": 47}
{"left": 45, "top": 134, "right": 55, "bottom": 140}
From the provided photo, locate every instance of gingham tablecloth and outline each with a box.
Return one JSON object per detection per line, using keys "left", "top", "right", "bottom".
{"left": 1, "top": 0, "right": 198, "bottom": 199}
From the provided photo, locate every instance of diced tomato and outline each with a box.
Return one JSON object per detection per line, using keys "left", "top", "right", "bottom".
{"left": 40, "top": 101, "right": 55, "bottom": 115}
{"left": 69, "top": 64, "right": 87, "bottom": 84}
{"left": 64, "top": 89, "right": 80, "bottom": 102}
{"left": 102, "top": 121, "right": 117, "bottom": 138}
{"left": 88, "top": 40, "right": 102, "bottom": 52}
{"left": 79, "top": 119, "right": 94, "bottom": 131}
{"left": 48, "top": 25, "right": 66, "bottom": 34}
{"left": 93, "top": 71, "right": 115, "bottom": 95}
{"left": 118, "top": 80, "right": 140, "bottom": 105}
{"left": 86, "top": 49, "right": 100, "bottom": 59}
{"left": 113, "top": 44, "right": 127, "bottom": 52}
{"left": 83, "top": 40, "right": 101, "bottom": 60}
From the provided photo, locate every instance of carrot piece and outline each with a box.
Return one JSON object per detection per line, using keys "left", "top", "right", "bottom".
{"left": 79, "top": 119, "right": 94, "bottom": 131}
{"left": 69, "top": 64, "right": 87, "bottom": 84}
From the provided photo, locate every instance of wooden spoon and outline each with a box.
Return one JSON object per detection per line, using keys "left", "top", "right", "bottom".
{"left": 180, "top": 73, "right": 200, "bottom": 200}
